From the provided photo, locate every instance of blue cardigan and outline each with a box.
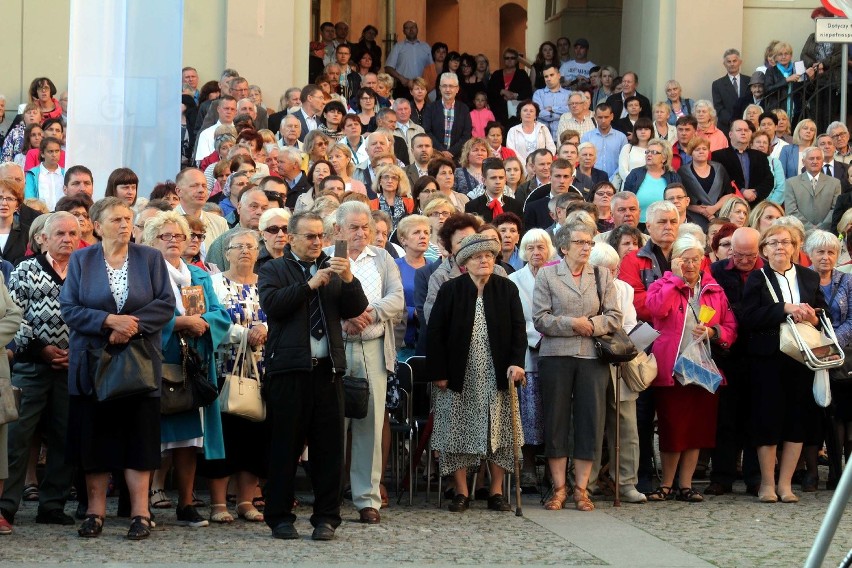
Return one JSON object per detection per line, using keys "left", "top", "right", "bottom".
{"left": 160, "top": 263, "right": 231, "bottom": 460}
{"left": 778, "top": 144, "right": 802, "bottom": 180}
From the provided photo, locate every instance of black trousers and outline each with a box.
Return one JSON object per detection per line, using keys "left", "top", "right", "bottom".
{"left": 710, "top": 361, "right": 760, "bottom": 488}
{"left": 264, "top": 360, "right": 344, "bottom": 530}
{"left": 635, "top": 389, "right": 656, "bottom": 490}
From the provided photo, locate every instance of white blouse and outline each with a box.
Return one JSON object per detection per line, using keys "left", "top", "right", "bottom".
{"left": 773, "top": 264, "right": 800, "bottom": 304}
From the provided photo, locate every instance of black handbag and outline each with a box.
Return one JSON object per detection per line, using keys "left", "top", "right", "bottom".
{"left": 91, "top": 336, "right": 159, "bottom": 402}
{"left": 342, "top": 338, "right": 370, "bottom": 419}
{"left": 161, "top": 335, "right": 218, "bottom": 415}
{"left": 592, "top": 268, "right": 638, "bottom": 364}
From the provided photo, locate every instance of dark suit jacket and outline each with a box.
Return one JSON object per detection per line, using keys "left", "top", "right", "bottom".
{"left": 711, "top": 147, "right": 774, "bottom": 201}
{"left": 422, "top": 99, "right": 473, "bottom": 159}
{"left": 292, "top": 109, "right": 312, "bottom": 142}
{"left": 605, "top": 92, "right": 652, "bottom": 119}
{"left": 711, "top": 75, "right": 745, "bottom": 133}
{"left": 268, "top": 110, "right": 287, "bottom": 137}
{"left": 284, "top": 173, "right": 311, "bottom": 210}
{"left": 612, "top": 117, "right": 636, "bottom": 138}
{"left": 575, "top": 169, "right": 609, "bottom": 199}
{"left": 393, "top": 135, "right": 411, "bottom": 166}
{"left": 524, "top": 197, "right": 554, "bottom": 231}
{"left": 486, "top": 70, "right": 533, "bottom": 128}
{"left": 464, "top": 194, "right": 524, "bottom": 224}
{"left": 827, "top": 160, "right": 852, "bottom": 193}
{"left": 426, "top": 273, "right": 526, "bottom": 390}
{"left": 405, "top": 163, "right": 424, "bottom": 189}
{"left": 832, "top": 191, "right": 852, "bottom": 234}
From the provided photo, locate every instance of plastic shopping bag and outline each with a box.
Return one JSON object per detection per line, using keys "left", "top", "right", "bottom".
{"left": 673, "top": 336, "right": 724, "bottom": 394}
{"left": 813, "top": 369, "right": 832, "bottom": 408}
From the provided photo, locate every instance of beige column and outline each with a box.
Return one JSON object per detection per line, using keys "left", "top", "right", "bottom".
{"left": 526, "top": 0, "right": 546, "bottom": 65}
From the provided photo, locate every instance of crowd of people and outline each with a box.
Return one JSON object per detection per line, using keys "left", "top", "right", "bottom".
{"left": 1, "top": 13, "right": 852, "bottom": 543}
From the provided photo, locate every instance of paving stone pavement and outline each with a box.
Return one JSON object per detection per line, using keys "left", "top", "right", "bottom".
{"left": 2, "top": 482, "right": 851, "bottom": 567}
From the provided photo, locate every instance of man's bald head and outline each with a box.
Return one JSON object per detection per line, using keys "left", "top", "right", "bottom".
{"left": 730, "top": 227, "right": 760, "bottom": 271}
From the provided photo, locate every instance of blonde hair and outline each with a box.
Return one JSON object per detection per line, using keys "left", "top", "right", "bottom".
{"left": 397, "top": 214, "right": 431, "bottom": 241}
{"left": 142, "top": 210, "right": 190, "bottom": 246}
{"left": 459, "top": 137, "right": 490, "bottom": 168}
{"left": 719, "top": 196, "right": 750, "bottom": 221}
{"left": 329, "top": 143, "right": 356, "bottom": 176}
{"left": 792, "top": 119, "right": 817, "bottom": 146}
{"left": 748, "top": 200, "right": 785, "bottom": 230}
{"left": 423, "top": 196, "right": 453, "bottom": 217}
{"left": 374, "top": 163, "right": 411, "bottom": 197}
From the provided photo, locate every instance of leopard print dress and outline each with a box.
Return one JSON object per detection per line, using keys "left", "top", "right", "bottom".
{"left": 432, "top": 297, "right": 521, "bottom": 476}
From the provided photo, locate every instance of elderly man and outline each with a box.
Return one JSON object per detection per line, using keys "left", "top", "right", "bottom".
{"left": 405, "top": 133, "right": 433, "bottom": 186}
{"left": 580, "top": 104, "right": 627, "bottom": 178}
{"left": 605, "top": 72, "right": 651, "bottom": 119}
{"left": 375, "top": 109, "right": 411, "bottom": 166}
{"left": 595, "top": 192, "right": 647, "bottom": 245}
{"left": 733, "top": 71, "right": 765, "bottom": 121}
{"left": 258, "top": 211, "right": 368, "bottom": 541}
{"left": 0, "top": 212, "right": 80, "bottom": 528}
{"left": 326, "top": 201, "right": 403, "bottom": 524}
{"left": 393, "top": 98, "right": 426, "bottom": 163}
{"left": 278, "top": 114, "right": 304, "bottom": 151}
{"left": 384, "top": 21, "right": 433, "bottom": 99}
{"left": 828, "top": 120, "right": 852, "bottom": 164}
{"left": 354, "top": 131, "right": 396, "bottom": 193}
{"left": 816, "top": 133, "right": 852, "bottom": 193}
{"left": 706, "top": 227, "right": 762, "bottom": 496}
{"left": 132, "top": 200, "right": 172, "bottom": 243}
{"left": 533, "top": 65, "right": 570, "bottom": 140}
{"left": 711, "top": 49, "right": 745, "bottom": 134}
{"left": 423, "top": 73, "right": 472, "bottom": 160}
{"left": 237, "top": 98, "right": 268, "bottom": 131}
{"left": 557, "top": 91, "right": 596, "bottom": 141}
{"left": 268, "top": 88, "right": 304, "bottom": 134}
{"left": 278, "top": 145, "right": 310, "bottom": 210}
{"left": 175, "top": 167, "right": 229, "bottom": 250}
{"left": 195, "top": 95, "right": 237, "bottom": 163}
{"left": 465, "top": 158, "right": 523, "bottom": 223}
{"left": 785, "top": 146, "right": 841, "bottom": 231}
{"left": 205, "top": 188, "right": 270, "bottom": 270}
{"left": 619, "top": 200, "right": 680, "bottom": 493}
{"left": 292, "top": 85, "right": 326, "bottom": 142}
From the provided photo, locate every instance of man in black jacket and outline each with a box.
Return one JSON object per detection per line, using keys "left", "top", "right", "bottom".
{"left": 605, "top": 72, "right": 651, "bottom": 119}
{"left": 465, "top": 158, "right": 523, "bottom": 223}
{"left": 712, "top": 120, "right": 774, "bottom": 203}
{"left": 422, "top": 73, "right": 472, "bottom": 160}
{"left": 258, "top": 211, "right": 368, "bottom": 542}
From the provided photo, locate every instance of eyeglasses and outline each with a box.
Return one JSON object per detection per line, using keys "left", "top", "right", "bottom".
{"left": 679, "top": 257, "right": 702, "bottom": 266}
{"left": 263, "top": 225, "right": 288, "bottom": 234}
{"left": 666, "top": 195, "right": 688, "bottom": 202}
{"left": 71, "top": 211, "right": 90, "bottom": 219}
{"left": 765, "top": 239, "right": 793, "bottom": 248}
{"left": 0, "top": 196, "right": 18, "bottom": 204}
{"left": 718, "top": 241, "right": 732, "bottom": 248}
{"left": 504, "top": 56, "right": 517, "bottom": 60}
{"left": 189, "top": 232, "right": 206, "bottom": 241}
{"left": 831, "top": 132, "right": 849, "bottom": 139}
{"left": 645, "top": 150, "right": 663, "bottom": 156}
{"left": 570, "top": 240, "right": 595, "bottom": 248}
{"left": 156, "top": 233, "right": 187, "bottom": 242}
{"left": 37, "top": 86, "right": 51, "bottom": 92}
{"left": 731, "top": 251, "right": 758, "bottom": 259}
{"left": 293, "top": 233, "right": 324, "bottom": 241}
{"left": 227, "top": 244, "right": 258, "bottom": 251}
{"left": 594, "top": 191, "right": 614, "bottom": 198}
{"left": 420, "top": 188, "right": 438, "bottom": 194}
{"left": 429, "top": 211, "right": 452, "bottom": 218}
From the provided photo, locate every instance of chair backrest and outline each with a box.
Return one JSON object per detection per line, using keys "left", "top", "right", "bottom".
{"left": 391, "top": 361, "right": 413, "bottom": 426}
{"left": 404, "top": 355, "right": 431, "bottom": 418}
{"left": 405, "top": 355, "right": 428, "bottom": 383}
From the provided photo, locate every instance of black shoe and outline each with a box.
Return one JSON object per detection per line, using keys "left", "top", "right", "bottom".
{"left": 175, "top": 504, "right": 209, "bottom": 527}
{"left": 77, "top": 514, "right": 103, "bottom": 538}
{"left": 74, "top": 502, "right": 88, "bottom": 520}
{"left": 448, "top": 494, "right": 470, "bottom": 513}
{"left": 0, "top": 508, "right": 14, "bottom": 525}
{"left": 311, "top": 522, "right": 335, "bottom": 541}
{"left": 487, "top": 494, "right": 512, "bottom": 512}
{"left": 36, "top": 508, "right": 75, "bottom": 526}
{"left": 745, "top": 484, "right": 759, "bottom": 497}
{"left": 703, "top": 482, "right": 731, "bottom": 496}
{"left": 474, "top": 487, "right": 490, "bottom": 501}
{"left": 126, "top": 516, "right": 151, "bottom": 540}
{"left": 272, "top": 521, "right": 299, "bottom": 540}
{"left": 801, "top": 474, "right": 819, "bottom": 492}
{"left": 443, "top": 486, "right": 456, "bottom": 500}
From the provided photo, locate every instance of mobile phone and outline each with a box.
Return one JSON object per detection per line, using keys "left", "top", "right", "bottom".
{"left": 334, "top": 239, "right": 348, "bottom": 258}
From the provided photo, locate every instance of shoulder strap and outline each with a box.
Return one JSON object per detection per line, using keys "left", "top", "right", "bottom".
{"left": 828, "top": 273, "right": 844, "bottom": 307}
{"left": 760, "top": 268, "right": 781, "bottom": 304}
{"left": 593, "top": 267, "right": 604, "bottom": 316}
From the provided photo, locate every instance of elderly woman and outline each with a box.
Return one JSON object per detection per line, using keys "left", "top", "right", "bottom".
{"left": 428, "top": 156, "right": 470, "bottom": 212}
{"left": 218, "top": 171, "right": 250, "bottom": 224}
{"left": 622, "top": 138, "right": 681, "bottom": 224}
{"left": 803, "top": 230, "right": 852, "bottom": 491}
{"left": 778, "top": 118, "right": 817, "bottom": 179}
{"left": 370, "top": 163, "right": 414, "bottom": 229}
{"left": 719, "top": 196, "right": 751, "bottom": 228}
{"left": 0, "top": 179, "right": 29, "bottom": 265}
{"left": 693, "top": 99, "right": 729, "bottom": 152}
{"left": 644, "top": 235, "right": 737, "bottom": 502}
{"left": 587, "top": 242, "right": 647, "bottom": 503}
{"left": 749, "top": 200, "right": 785, "bottom": 233}
{"left": 143, "top": 211, "right": 230, "bottom": 528}
{"left": 485, "top": 121, "right": 517, "bottom": 161}
{"left": 200, "top": 228, "right": 270, "bottom": 524}
{"left": 427, "top": 233, "right": 526, "bottom": 513}
{"left": 454, "top": 138, "right": 491, "bottom": 195}
{"left": 652, "top": 102, "right": 676, "bottom": 143}
{"left": 709, "top": 222, "right": 738, "bottom": 263}
{"left": 741, "top": 224, "right": 825, "bottom": 503}
{"left": 0, "top": 273, "right": 22, "bottom": 535}
{"left": 395, "top": 215, "right": 431, "bottom": 356}
{"left": 506, "top": 101, "right": 556, "bottom": 165}
{"left": 508, "top": 229, "right": 554, "bottom": 492}
{"left": 104, "top": 167, "right": 139, "bottom": 207}
{"left": 607, "top": 224, "right": 644, "bottom": 260}
{"left": 664, "top": 80, "right": 694, "bottom": 125}
{"left": 256, "top": 208, "right": 291, "bottom": 272}
{"left": 328, "top": 143, "right": 368, "bottom": 195}
{"left": 294, "top": 160, "right": 336, "bottom": 213}
{"left": 617, "top": 118, "right": 654, "bottom": 188}
{"left": 60, "top": 197, "right": 175, "bottom": 539}
{"left": 533, "top": 222, "right": 622, "bottom": 511}
{"left": 764, "top": 41, "right": 816, "bottom": 120}
{"left": 304, "top": 130, "right": 332, "bottom": 169}
{"left": 372, "top": 209, "right": 404, "bottom": 258}
{"left": 678, "top": 136, "right": 734, "bottom": 232}
{"left": 181, "top": 216, "right": 218, "bottom": 273}
{"left": 742, "top": 104, "right": 763, "bottom": 131}
{"left": 422, "top": 197, "right": 453, "bottom": 260}
{"left": 591, "top": 181, "right": 616, "bottom": 233}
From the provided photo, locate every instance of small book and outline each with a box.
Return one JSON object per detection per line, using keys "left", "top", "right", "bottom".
{"left": 181, "top": 285, "right": 206, "bottom": 316}
{"left": 628, "top": 321, "right": 660, "bottom": 352}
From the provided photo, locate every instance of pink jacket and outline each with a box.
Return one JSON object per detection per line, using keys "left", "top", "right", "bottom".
{"left": 645, "top": 271, "right": 737, "bottom": 387}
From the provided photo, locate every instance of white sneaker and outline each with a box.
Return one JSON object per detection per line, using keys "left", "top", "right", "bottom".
{"left": 620, "top": 486, "right": 648, "bottom": 503}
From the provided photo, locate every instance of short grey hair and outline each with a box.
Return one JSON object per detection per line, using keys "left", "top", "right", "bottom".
{"left": 392, "top": 97, "right": 411, "bottom": 110}
{"left": 804, "top": 229, "right": 841, "bottom": 256}
{"left": 519, "top": 228, "right": 556, "bottom": 262}
{"left": 142, "top": 210, "right": 190, "bottom": 246}
{"left": 554, "top": 221, "right": 594, "bottom": 251}
{"left": 588, "top": 242, "right": 620, "bottom": 270}
{"left": 678, "top": 223, "right": 706, "bottom": 247}
{"left": 803, "top": 146, "right": 823, "bottom": 160}
{"left": 223, "top": 227, "right": 260, "bottom": 251}
{"left": 645, "top": 200, "right": 679, "bottom": 224}
{"left": 439, "top": 72, "right": 459, "bottom": 86}
{"left": 237, "top": 98, "right": 257, "bottom": 112}
{"left": 672, "top": 234, "right": 705, "bottom": 259}
{"left": 334, "top": 200, "right": 372, "bottom": 229}
{"left": 611, "top": 191, "right": 639, "bottom": 207}
{"left": 827, "top": 121, "right": 849, "bottom": 136}
{"left": 693, "top": 99, "right": 718, "bottom": 122}
{"left": 279, "top": 145, "right": 303, "bottom": 164}
{"left": 723, "top": 48, "right": 741, "bottom": 59}
{"left": 42, "top": 211, "right": 78, "bottom": 236}
{"left": 259, "top": 207, "right": 291, "bottom": 232}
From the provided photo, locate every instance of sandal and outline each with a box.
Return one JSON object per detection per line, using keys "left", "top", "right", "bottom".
{"left": 675, "top": 487, "right": 704, "bottom": 503}
{"left": 23, "top": 483, "right": 39, "bottom": 502}
{"left": 191, "top": 492, "right": 206, "bottom": 508}
{"left": 209, "top": 504, "right": 234, "bottom": 524}
{"left": 646, "top": 486, "right": 673, "bottom": 502}
{"left": 77, "top": 514, "right": 104, "bottom": 538}
{"left": 573, "top": 487, "right": 595, "bottom": 512}
{"left": 544, "top": 486, "right": 568, "bottom": 510}
{"left": 236, "top": 501, "right": 264, "bottom": 522}
{"left": 149, "top": 489, "right": 173, "bottom": 509}
{"left": 127, "top": 516, "right": 152, "bottom": 540}
{"left": 252, "top": 495, "right": 266, "bottom": 511}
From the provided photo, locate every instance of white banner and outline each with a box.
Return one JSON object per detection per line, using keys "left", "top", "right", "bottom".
{"left": 67, "top": 0, "right": 183, "bottom": 199}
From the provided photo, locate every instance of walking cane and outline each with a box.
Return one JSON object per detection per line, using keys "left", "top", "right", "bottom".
{"left": 613, "top": 364, "right": 622, "bottom": 507}
{"left": 509, "top": 371, "right": 525, "bottom": 517}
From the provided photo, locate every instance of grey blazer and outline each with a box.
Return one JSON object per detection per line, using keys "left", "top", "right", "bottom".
{"left": 532, "top": 261, "right": 621, "bottom": 358}
{"left": 784, "top": 173, "right": 841, "bottom": 232}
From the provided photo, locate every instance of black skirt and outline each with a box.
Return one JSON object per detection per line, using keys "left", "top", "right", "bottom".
{"left": 66, "top": 395, "right": 161, "bottom": 473}
{"left": 197, "top": 412, "right": 271, "bottom": 479}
